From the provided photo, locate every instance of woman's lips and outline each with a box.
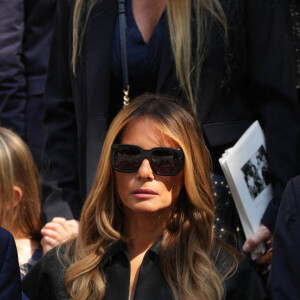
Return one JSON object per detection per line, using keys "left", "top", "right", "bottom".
{"left": 132, "top": 189, "right": 158, "bottom": 198}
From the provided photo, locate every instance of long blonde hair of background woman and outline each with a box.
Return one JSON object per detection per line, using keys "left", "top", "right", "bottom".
{"left": 64, "top": 94, "right": 238, "bottom": 300}
{"left": 0, "top": 127, "right": 42, "bottom": 240}
{"left": 71, "top": 0, "right": 227, "bottom": 110}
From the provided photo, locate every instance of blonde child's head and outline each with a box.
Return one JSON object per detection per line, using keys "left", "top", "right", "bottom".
{"left": 0, "top": 127, "right": 42, "bottom": 240}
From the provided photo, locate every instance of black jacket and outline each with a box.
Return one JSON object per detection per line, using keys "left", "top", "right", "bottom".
{"left": 267, "top": 175, "right": 300, "bottom": 299}
{"left": 0, "top": 227, "right": 22, "bottom": 300}
{"left": 42, "top": 0, "right": 300, "bottom": 230}
{"left": 0, "top": 0, "right": 56, "bottom": 139}
{"left": 22, "top": 241, "right": 266, "bottom": 300}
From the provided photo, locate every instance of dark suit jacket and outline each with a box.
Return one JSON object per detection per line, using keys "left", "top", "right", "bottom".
{"left": 42, "top": 0, "right": 300, "bottom": 227}
{"left": 23, "top": 0, "right": 56, "bottom": 168}
{"left": 267, "top": 175, "right": 300, "bottom": 299}
{"left": 0, "top": 0, "right": 56, "bottom": 167}
{"left": 0, "top": 227, "right": 22, "bottom": 300}
{"left": 23, "top": 0, "right": 56, "bottom": 98}
{"left": 0, "top": 0, "right": 26, "bottom": 138}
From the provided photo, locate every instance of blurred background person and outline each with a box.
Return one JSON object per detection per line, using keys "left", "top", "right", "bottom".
{"left": 0, "top": 0, "right": 56, "bottom": 169}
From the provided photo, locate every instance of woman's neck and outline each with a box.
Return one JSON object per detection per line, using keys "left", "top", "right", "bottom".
{"left": 124, "top": 211, "right": 168, "bottom": 254}
{"left": 127, "top": 228, "right": 162, "bottom": 258}
{"left": 131, "top": 0, "right": 167, "bottom": 43}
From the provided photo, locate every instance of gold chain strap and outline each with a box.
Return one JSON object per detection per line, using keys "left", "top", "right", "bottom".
{"left": 123, "top": 85, "right": 130, "bottom": 107}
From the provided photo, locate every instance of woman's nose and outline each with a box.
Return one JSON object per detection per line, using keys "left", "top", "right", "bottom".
{"left": 137, "top": 158, "right": 154, "bottom": 180}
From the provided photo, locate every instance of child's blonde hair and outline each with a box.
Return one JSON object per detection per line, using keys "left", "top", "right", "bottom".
{"left": 0, "top": 127, "right": 42, "bottom": 239}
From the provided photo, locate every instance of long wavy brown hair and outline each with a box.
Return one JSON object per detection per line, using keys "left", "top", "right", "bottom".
{"left": 71, "top": 0, "right": 227, "bottom": 110}
{"left": 64, "top": 94, "right": 238, "bottom": 300}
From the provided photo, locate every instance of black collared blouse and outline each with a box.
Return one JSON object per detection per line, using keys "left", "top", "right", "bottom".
{"left": 22, "top": 240, "right": 266, "bottom": 300}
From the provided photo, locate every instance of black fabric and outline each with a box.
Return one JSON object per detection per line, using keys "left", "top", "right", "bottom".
{"left": 267, "top": 176, "right": 300, "bottom": 299}
{"left": 41, "top": 0, "right": 300, "bottom": 230}
{"left": 0, "top": 227, "right": 22, "bottom": 300}
{"left": 117, "top": 0, "right": 129, "bottom": 92}
{"left": 288, "top": 0, "right": 300, "bottom": 89}
{"left": 0, "top": 0, "right": 26, "bottom": 138}
{"left": 102, "top": 241, "right": 173, "bottom": 300}
{"left": 0, "top": 0, "right": 56, "bottom": 167}
{"left": 213, "top": 173, "right": 247, "bottom": 251}
{"left": 22, "top": 240, "right": 266, "bottom": 300}
{"left": 111, "top": 0, "right": 166, "bottom": 100}
{"left": 23, "top": 0, "right": 56, "bottom": 169}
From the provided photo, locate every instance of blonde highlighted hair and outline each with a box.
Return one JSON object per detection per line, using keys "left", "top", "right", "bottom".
{"left": 0, "top": 127, "right": 42, "bottom": 239}
{"left": 64, "top": 94, "right": 238, "bottom": 300}
{"left": 71, "top": 0, "right": 227, "bottom": 110}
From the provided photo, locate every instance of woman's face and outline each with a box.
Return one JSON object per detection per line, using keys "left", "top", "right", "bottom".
{"left": 114, "top": 117, "right": 184, "bottom": 217}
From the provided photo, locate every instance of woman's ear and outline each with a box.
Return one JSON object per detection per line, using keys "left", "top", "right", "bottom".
{"left": 12, "top": 186, "right": 23, "bottom": 208}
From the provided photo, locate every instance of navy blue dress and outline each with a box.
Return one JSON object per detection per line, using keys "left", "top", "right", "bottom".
{"left": 267, "top": 176, "right": 300, "bottom": 299}
{"left": 0, "top": 227, "right": 22, "bottom": 300}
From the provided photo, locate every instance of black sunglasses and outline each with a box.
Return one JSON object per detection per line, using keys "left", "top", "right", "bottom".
{"left": 111, "top": 144, "right": 184, "bottom": 176}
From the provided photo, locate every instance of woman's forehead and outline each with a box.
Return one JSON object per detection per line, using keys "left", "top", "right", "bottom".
{"left": 120, "top": 116, "right": 179, "bottom": 148}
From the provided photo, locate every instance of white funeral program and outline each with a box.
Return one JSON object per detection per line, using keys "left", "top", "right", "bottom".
{"left": 219, "top": 121, "right": 273, "bottom": 258}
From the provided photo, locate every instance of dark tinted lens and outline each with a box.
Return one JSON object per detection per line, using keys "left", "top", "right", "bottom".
{"left": 151, "top": 149, "right": 179, "bottom": 175}
{"left": 114, "top": 146, "right": 142, "bottom": 172}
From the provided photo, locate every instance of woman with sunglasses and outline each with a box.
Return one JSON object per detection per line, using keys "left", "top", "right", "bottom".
{"left": 22, "top": 94, "right": 265, "bottom": 300}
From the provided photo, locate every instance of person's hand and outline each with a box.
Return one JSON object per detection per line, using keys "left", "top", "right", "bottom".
{"left": 242, "top": 224, "right": 273, "bottom": 264}
{"left": 41, "top": 217, "right": 79, "bottom": 254}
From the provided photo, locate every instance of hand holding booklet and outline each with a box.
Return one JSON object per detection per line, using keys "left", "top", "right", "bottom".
{"left": 219, "top": 121, "right": 273, "bottom": 258}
